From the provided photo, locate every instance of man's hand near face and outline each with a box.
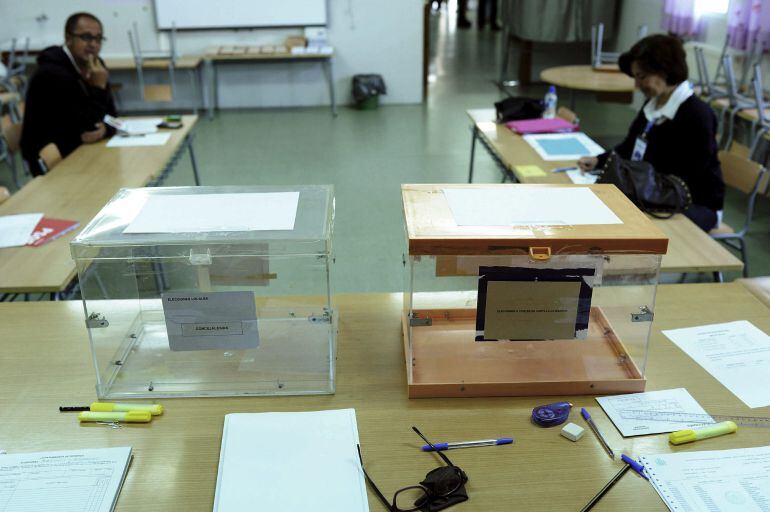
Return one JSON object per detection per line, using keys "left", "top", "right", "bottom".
{"left": 85, "top": 54, "right": 109, "bottom": 89}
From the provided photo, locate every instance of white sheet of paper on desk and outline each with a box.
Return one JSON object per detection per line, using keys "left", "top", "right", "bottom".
{"left": 123, "top": 192, "right": 300, "bottom": 233}
{"left": 119, "top": 117, "right": 163, "bottom": 135}
{"left": 0, "top": 213, "right": 44, "bottom": 248}
{"left": 640, "top": 445, "right": 770, "bottom": 512}
{"left": 0, "top": 446, "right": 132, "bottom": 512}
{"left": 106, "top": 132, "right": 171, "bottom": 148}
{"left": 442, "top": 187, "right": 622, "bottom": 226}
{"left": 596, "top": 388, "right": 713, "bottom": 437}
{"left": 663, "top": 320, "right": 770, "bottom": 408}
{"left": 213, "top": 409, "right": 368, "bottom": 512}
{"left": 523, "top": 132, "right": 604, "bottom": 161}
{"left": 566, "top": 169, "right": 599, "bottom": 185}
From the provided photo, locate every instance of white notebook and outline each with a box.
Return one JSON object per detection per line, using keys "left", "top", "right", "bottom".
{"left": 213, "top": 409, "right": 369, "bottom": 512}
{"left": 0, "top": 446, "right": 132, "bottom": 512}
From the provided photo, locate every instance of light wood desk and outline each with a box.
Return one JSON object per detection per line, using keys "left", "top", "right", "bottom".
{"left": 466, "top": 109, "right": 745, "bottom": 276}
{"left": 0, "top": 285, "right": 768, "bottom": 511}
{"left": 203, "top": 47, "right": 336, "bottom": 119}
{"left": 0, "top": 115, "right": 199, "bottom": 297}
{"left": 541, "top": 65, "right": 635, "bottom": 107}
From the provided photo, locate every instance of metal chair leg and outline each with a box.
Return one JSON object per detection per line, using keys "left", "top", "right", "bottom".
{"left": 468, "top": 127, "right": 478, "bottom": 183}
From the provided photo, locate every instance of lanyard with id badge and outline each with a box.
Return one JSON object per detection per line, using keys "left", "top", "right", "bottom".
{"left": 631, "top": 120, "right": 654, "bottom": 161}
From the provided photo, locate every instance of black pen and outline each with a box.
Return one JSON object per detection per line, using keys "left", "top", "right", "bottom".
{"left": 580, "top": 464, "right": 630, "bottom": 512}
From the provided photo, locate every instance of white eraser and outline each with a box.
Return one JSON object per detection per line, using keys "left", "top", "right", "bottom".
{"left": 561, "top": 422, "right": 585, "bottom": 442}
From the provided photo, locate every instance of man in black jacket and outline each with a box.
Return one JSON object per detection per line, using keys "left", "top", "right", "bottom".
{"left": 21, "top": 12, "right": 117, "bottom": 176}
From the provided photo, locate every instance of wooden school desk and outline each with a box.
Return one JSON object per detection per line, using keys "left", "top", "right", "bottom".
{"left": 0, "top": 284, "right": 768, "bottom": 511}
{"left": 203, "top": 47, "right": 336, "bottom": 120}
{"left": 0, "top": 115, "right": 199, "bottom": 298}
{"left": 465, "top": 109, "right": 745, "bottom": 277}
{"left": 541, "top": 65, "right": 635, "bottom": 107}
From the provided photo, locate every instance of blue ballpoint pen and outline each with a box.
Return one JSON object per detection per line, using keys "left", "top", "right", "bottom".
{"left": 421, "top": 437, "right": 513, "bottom": 451}
{"left": 551, "top": 166, "right": 578, "bottom": 173}
{"left": 620, "top": 454, "right": 649, "bottom": 480}
{"left": 581, "top": 408, "right": 615, "bottom": 459}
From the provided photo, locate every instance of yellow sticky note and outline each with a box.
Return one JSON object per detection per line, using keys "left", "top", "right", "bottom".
{"left": 514, "top": 165, "right": 547, "bottom": 178}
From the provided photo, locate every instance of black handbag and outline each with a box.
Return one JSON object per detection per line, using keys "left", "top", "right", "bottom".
{"left": 597, "top": 152, "right": 692, "bottom": 218}
{"left": 494, "top": 96, "right": 544, "bottom": 122}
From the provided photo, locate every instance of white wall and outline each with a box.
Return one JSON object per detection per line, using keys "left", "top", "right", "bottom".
{"left": 0, "top": 0, "right": 424, "bottom": 108}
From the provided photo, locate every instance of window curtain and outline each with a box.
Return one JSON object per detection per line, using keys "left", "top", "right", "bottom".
{"left": 661, "top": 0, "right": 703, "bottom": 37}
{"left": 727, "top": 0, "right": 770, "bottom": 51}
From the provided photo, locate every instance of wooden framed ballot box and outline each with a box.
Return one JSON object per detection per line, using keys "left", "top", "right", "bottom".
{"left": 71, "top": 186, "right": 336, "bottom": 399}
{"left": 401, "top": 184, "right": 668, "bottom": 398}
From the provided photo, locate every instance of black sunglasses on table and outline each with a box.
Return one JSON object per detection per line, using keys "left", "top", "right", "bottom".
{"left": 358, "top": 427, "right": 469, "bottom": 512}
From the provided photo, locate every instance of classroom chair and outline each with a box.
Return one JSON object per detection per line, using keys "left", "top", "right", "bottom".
{"left": 737, "top": 277, "right": 770, "bottom": 308}
{"left": 556, "top": 106, "right": 579, "bottom": 125}
{"left": 694, "top": 46, "right": 727, "bottom": 101}
{"left": 128, "top": 22, "right": 177, "bottom": 102}
{"left": 38, "top": 143, "right": 62, "bottom": 174}
{"left": 0, "top": 114, "right": 24, "bottom": 188}
{"left": 747, "top": 64, "right": 770, "bottom": 162}
{"left": 709, "top": 147, "right": 769, "bottom": 277}
{"left": 713, "top": 55, "right": 755, "bottom": 150}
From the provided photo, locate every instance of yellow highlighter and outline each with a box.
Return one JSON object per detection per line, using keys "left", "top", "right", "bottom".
{"left": 78, "top": 410, "right": 152, "bottom": 423}
{"left": 669, "top": 421, "right": 737, "bottom": 445}
{"left": 89, "top": 402, "right": 164, "bottom": 416}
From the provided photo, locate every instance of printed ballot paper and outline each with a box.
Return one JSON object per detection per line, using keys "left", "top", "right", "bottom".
{"left": 663, "top": 321, "right": 770, "bottom": 408}
{"left": 596, "top": 388, "right": 713, "bottom": 437}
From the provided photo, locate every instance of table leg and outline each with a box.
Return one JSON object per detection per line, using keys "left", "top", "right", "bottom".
{"left": 186, "top": 133, "right": 201, "bottom": 185}
{"left": 203, "top": 58, "right": 216, "bottom": 120}
{"left": 189, "top": 68, "right": 199, "bottom": 116}
{"left": 323, "top": 57, "right": 337, "bottom": 117}
{"left": 468, "top": 126, "right": 479, "bottom": 183}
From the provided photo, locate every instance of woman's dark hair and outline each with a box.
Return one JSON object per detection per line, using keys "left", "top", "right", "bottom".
{"left": 618, "top": 34, "right": 688, "bottom": 85}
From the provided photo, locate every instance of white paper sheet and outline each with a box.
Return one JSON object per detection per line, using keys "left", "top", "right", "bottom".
{"left": 523, "top": 132, "right": 604, "bottom": 161}
{"left": 640, "top": 446, "right": 770, "bottom": 512}
{"left": 596, "top": 388, "right": 713, "bottom": 437}
{"left": 213, "top": 409, "right": 368, "bottom": 512}
{"left": 663, "top": 321, "right": 770, "bottom": 408}
{"left": 442, "top": 187, "right": 622, "bottom": 226}
{"left": 104, "top": 115, "right": 163, "bottom": 135}
{"left": 0, "top": 446, "right": 132, "bottom": 512}
{"left": 566, "top": 169, "right": 599, "bottom": 185}
{"left": 0, "top": 213, "right": 44, "bottom": 248}
{"left": 106, "top": 132, "right": 171, "bottom": 147}
{"left": 123, "top": 192, "right": 300, "bottom": 233}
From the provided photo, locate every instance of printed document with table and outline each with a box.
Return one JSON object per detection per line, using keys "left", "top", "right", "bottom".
{"left": 522, "top": 132, "right": 604, "bottom": 161}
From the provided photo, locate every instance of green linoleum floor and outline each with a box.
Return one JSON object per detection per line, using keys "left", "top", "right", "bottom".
{"left": 2, "top": 9, "right": 768, "bottom": 292}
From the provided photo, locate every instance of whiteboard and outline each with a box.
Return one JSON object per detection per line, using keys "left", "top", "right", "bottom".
{"left": 154, "top": 0, "right": 327, "bottom": 29}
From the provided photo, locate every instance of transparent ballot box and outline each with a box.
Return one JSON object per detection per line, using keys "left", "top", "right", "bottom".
{"left": 71, "top": 185, "right": 336, "bottom": 399}
{"left": 401, "top": 184, "right": 668, "bottom": 398}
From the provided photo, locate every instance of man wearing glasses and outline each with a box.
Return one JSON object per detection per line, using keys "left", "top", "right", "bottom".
{"left": 21, "top": 12, "right": 117, "bottom": 176}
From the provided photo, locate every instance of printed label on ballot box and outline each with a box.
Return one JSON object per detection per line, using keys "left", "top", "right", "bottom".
{"left": 162, "top": 291, "right": 259, "bottom": 351}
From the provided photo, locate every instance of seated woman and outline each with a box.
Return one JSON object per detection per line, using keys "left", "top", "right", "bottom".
{"left": 577, "top": 34, "right": 724, "bottom": 231}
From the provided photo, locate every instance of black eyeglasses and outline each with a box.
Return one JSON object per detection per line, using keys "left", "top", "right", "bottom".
{"left": 358, "top": 427, "right": 469, "bottom": 512}
{"left": 69, "top": 33, "right": 106, "bottom": 44}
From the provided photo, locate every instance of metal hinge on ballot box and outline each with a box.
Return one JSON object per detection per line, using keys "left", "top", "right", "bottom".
{"left": 86, "top": 312, "right": 110, "bottom": 328}
{"left": 308, "top": 309, "right": 332, "bottom": 324}
{"left": 409, "top": 313, "right": 432, "bottom": 327}
{"left": 631, "top": 306, "right": 653, "bottom": 322}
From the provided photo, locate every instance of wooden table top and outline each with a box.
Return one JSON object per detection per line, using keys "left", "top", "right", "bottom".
{"left": 0, "top": 115, "right": 198, "bottom": 294}
{"left": 0, "top": 285, "right": 768, "bottom": 511}
{"left": 467, "top": 109, "right": 745, "bottom": 274}
{"left": 103, "top": 55, "right": 203, "bottom": 71}
{"left": 541, "top": 65, "right": 635, "bottom": 93}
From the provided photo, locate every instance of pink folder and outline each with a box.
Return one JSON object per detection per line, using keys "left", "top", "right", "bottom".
{"left": 506, "top": 117, "right": 578, "bottom": 134}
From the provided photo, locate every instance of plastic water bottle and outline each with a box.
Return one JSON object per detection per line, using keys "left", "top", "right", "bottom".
{"left": 543, "top": 85, "right": 557, "bottom": 119}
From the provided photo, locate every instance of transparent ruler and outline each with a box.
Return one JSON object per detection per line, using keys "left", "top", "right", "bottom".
{"left": 619, "top": 409, "right": 770, "bottom": 427}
